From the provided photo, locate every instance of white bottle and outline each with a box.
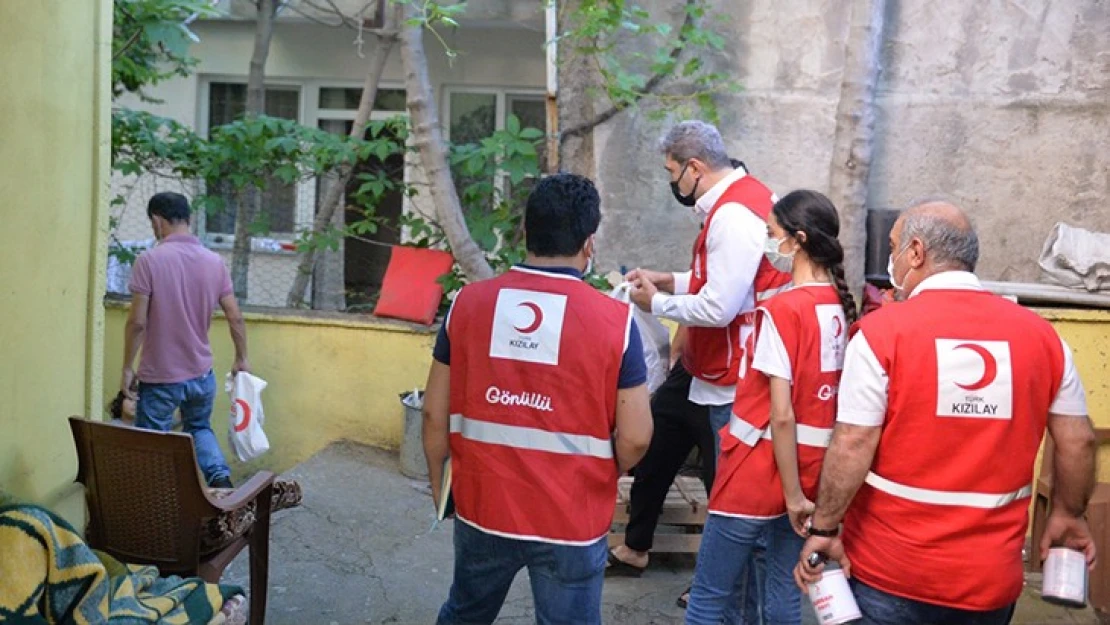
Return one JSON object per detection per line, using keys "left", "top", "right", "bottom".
{"left": 1042, "top": 547, "right": 1088, "bottom": 608}
{"left": 806, "top": 552, "right": 862, "bottom": 625}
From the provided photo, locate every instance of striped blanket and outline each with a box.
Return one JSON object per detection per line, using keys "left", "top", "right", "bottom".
{"left": 0, "top": 504, "right": 242, "bottom": 624}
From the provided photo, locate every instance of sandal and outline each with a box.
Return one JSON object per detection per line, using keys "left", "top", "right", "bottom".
{"left": 605, "top": 550, "right": 646, "bottom": 577}
{"left": 676, "top": 586, "right": 691, "bottom": 609}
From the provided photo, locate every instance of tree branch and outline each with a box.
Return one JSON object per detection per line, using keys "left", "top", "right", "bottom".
{"left": 559, "top": 0, "right": 696, "bottom": 143}
{"left": 286, "top": 2, "right": 402, "bottom": 308}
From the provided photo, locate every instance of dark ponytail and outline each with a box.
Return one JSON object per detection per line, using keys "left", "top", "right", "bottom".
{"left": 772, "top": 190, "right": 858, "bottom": 326}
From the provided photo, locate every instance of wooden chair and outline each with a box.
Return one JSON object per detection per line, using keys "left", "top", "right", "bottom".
{"left": 1029, "top": 427, "right": 1110, "bottom": 611}
{"left": 69, "top": 417, "right": 274, "bottom": 625}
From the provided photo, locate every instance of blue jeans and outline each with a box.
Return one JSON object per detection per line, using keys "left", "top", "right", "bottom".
{"left": 708, "top": 403, "right": 732, "bottom": 458}
{"left": 851, "top": 578, "right": 1016, "bottom": 625}
{"left": 438, "top": 519, "right": 609, "bottom": 625}
{"left": 687, "top": 514, "right": 804, "bottom": 625}
{"left": 135, "top": 371, "right": 230, "bottom": 485}
{"left": 706, "top": 402, "right": 764, "bottom": 625}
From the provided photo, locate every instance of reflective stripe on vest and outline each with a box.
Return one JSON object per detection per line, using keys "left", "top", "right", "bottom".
{"left": 756, "top": 283, "right": 792, "bottom": 302}
{"left": 728, "top": 413, "right": 833, "bottom": 448}
{"left": 450, "top": 414, "right": 613, "bottom": 460}
{"left": 865, "top": 472, "right": 1033, "bottom": 509}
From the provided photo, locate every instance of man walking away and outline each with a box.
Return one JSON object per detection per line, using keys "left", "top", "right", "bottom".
{"left": 121, "top": 192, "right": 249, "bottom": 489}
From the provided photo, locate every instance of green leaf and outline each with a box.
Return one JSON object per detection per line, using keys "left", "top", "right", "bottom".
{"left": 519, "top": 127, "right": 544, "bottom": 140}
{"left": 682, "top": 57, "right": 703, "bottom": 77}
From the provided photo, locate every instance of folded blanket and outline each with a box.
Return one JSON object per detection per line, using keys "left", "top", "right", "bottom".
{"left": 0, "top": 504, "right": 241, "bottom": 624}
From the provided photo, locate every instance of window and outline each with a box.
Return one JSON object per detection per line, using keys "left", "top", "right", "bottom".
{"left": 205, "top": 82, "right": 301, "bottom": 236}
{"left": 446, "top": 90, "right": 546, "bottom": 203}
{"left": 318, "top": 87, "right": 406, "bottom": 113}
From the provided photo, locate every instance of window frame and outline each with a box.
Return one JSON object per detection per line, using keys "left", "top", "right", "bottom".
{"left": 441, "top": 86, "right": 546, "bottom": 204}
{"left": 196, "top": 76, "right": 410, "bottom": 249}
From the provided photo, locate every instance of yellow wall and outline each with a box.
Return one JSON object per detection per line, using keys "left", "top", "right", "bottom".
{"left": 1039, "top": 309, "right": 1110, "bottom": 482}
{"left": 0, "top": 0, "right": 111, "bottom": 523}
{"left": 102, "top": 304, "right": 436, "bottom": 479}
{"left": 101, "top": 302, "right": 1110, "bottom": 485}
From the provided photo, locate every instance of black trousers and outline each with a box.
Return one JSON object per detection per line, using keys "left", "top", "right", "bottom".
{"left": 623, "top": 360, "right": 716, "bottom": 552}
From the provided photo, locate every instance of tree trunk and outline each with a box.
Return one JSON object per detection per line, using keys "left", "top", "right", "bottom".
{"left": 826, "top": 0, "right": 886, "bottom": 296}
{"left": 246, "top": 0, "right": 276, "bottom": 116}
{"left": 287, "top": 3, "right": 401, "bottom": 308}
{"left": 399, "top": 3, "right": 493, "bottom": 281}
{"left": 231, "top": 0, "right": 277, "bottom": 301}
{"left": 230, "top": 188, "right": 254, "bottom": 300}
{"left": 556, "top": 0, "right": 600, "bottom": 179}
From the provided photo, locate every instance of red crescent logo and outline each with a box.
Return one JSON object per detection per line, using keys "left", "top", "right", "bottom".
{"left": 832, "top": 316, "right": 844, "bottom": 338}
{"left": 513, "top": 302, "right": 544, "bottom": 334}
{"left": 953, "top": 343, "right": 998, "bottom": 391}
{"left": 233, "top": 398, "right": 252, "bottom": 432}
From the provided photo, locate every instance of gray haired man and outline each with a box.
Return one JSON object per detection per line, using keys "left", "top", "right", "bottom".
{"left": 614, "top": 120, "right": 788, "bottom": 615}
{"left": 795, "top": 201, "right": 1096, "bottom": 625}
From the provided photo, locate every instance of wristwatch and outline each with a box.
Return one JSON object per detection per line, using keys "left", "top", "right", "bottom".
{"left": 806, "top": 524, "right": 840, "bottom": 538}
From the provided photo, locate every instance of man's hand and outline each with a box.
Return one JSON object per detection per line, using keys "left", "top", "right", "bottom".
{"left": 794, "top": 535, "right": 850, "bottom": 591}
{"left": 232, "top": 358, "right": 251, "bottom": 375}
{"left": 1041, "top": 510, "right": 1098, "bottom": 571}
{"left": 120, "top": 368, "right": 137, "bottom": 401}
{"left": 629, "top": 277, "right": 659, "bottom": 312}
{"left": 786, "top": 496, "right": 816, "bottom": 537}
{"left": 625, "top": 268, "right": 675, "bottom": 294}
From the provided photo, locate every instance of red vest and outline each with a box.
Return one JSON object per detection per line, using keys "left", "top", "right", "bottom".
{"left": 683, "top": 174, "right": 792, "bottom": 386}
{"left": 445, "top": 267, "right": 631, "bottom": 544}
{"left": 842, "top": 288, "right": 1065, "bottom": 610}
{"left": 709, "top": 285, "right": 846, "bottom": 517}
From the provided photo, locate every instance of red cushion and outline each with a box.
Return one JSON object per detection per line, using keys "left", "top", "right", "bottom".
{"left": 373, "top": 246, "right": 456, "bottom": 325}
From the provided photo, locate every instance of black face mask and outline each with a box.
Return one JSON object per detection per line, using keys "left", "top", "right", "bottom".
{"left": 670, "top": 162, "right": 700, "bottom": 207}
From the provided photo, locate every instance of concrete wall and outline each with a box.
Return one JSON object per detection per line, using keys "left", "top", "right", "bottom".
{"left": 102, "top": 303, "right": 436, "bottom": 480}
{"left": 0, "top": 0, "right": 111, "bottom": 523}
{"left": 596, "top": 0, "right": 1109, "bottom": 282}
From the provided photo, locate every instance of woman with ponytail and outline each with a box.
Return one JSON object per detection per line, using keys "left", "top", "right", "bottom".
{"left": 686, "top": 190, "right": 856, "bottom": 625}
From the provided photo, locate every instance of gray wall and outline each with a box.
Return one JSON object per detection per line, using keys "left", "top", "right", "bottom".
{"left": 595, "top": 0, "right": 1109, "bottom": 283}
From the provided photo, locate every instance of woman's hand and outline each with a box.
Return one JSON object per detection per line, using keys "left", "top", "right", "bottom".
{"left": 786, "top": 495, "right": 816, "bottom": 537}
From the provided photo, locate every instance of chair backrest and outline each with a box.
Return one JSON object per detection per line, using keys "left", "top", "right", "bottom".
{"left": 69, "top": 416, "right": 220, "bottom": 573}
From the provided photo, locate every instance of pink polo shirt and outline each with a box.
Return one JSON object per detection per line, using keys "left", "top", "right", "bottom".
{"left": 128, "top": 234, "right": 234, "bottom": 384}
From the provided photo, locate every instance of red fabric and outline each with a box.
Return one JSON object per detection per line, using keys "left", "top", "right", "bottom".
{"left": 446, "top": 267, "right": 631, "bottom": 544}
{"left": 683, "top": 175, "right": 792, "bottom": 386}
{"left": 860, "top": 283, "right": 895, "bottom": 317}
{"left": 709, "top": 285, "right": 845, "bottom": 517}
{"left": 843, "top": 289, "right": 1065, "bottom": 611}
{"left": 372, "top": 246, "right": 455, "bottom": 325}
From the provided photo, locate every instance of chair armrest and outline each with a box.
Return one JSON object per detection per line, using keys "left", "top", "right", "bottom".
{"left": 209, "top": 471, "right": 276, "bottom": 512}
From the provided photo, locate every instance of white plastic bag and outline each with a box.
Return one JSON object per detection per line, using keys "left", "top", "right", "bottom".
{"left": 1038, "top": 222, "right": 1110, "bottom": 292}
{"left": 225, "top": 372, "right": 270, "bottom": 462}
{"left": 609, "top": 281, "right": 671, "bottom": 394}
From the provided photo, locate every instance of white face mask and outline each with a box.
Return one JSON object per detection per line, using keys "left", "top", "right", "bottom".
{"left": 763, "top": 236, "right": 795, "bottom": 273}
{"left": 887, "top": 245, "right": 911, "bottom": 291}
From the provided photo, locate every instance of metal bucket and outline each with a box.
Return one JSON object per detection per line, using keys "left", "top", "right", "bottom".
{"left": 399, "top": 390, "right": 428, "bottom": 480}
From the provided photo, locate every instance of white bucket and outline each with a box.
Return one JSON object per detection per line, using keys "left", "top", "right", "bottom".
{"left": 1042, "top": 547, "right": 1088, "bottom": 608}
{"left": 808, "top": 568, "right": 862, "bottom": 625}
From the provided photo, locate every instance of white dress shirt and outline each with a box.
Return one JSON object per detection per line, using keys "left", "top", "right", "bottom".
{"left": 837, "top": 271, "right": 1089, "bottom": 427}
{"left": 650, "top": 167, "right": 769, "bottom": 406}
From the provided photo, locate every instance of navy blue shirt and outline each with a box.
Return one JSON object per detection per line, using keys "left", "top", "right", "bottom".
{"left": 432, "top": 265, "right": 648, "bottom": 389}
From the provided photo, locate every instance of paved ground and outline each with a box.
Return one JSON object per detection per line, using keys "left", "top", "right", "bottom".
{"left": 225, "top": 442, "right": 1101, "bottom": 624}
